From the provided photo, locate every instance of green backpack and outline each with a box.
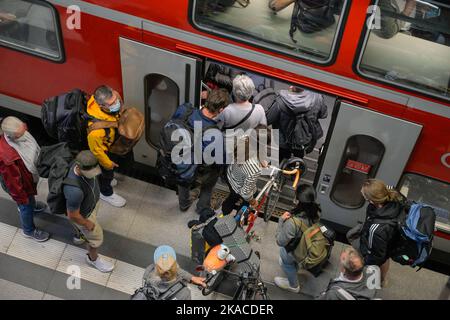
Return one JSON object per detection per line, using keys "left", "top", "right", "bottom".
{"left": 291, "top": 217, "right": 330, "bottom": 271}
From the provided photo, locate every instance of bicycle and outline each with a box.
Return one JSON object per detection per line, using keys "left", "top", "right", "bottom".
{"left": 201, "top": 251, "right": 269, "bottom": 300}
{"left": 238, "top": 157, "right": 307, "bottom": 236}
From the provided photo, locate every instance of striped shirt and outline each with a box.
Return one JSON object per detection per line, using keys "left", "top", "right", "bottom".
{"left": 227, "top": 157, "right": 262, "bottom": 201}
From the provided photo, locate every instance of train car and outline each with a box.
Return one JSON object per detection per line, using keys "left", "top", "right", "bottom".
{"left": 0, "top": 0, "right": 448, "bottom": 263}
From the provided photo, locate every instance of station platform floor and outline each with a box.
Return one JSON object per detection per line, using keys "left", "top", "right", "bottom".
{"left": 0, "top": 173, "right": 448, "bottom": 300}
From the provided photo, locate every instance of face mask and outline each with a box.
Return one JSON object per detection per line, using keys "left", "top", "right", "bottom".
{"left": 8, "top": 132, "right": 27, "bottom": 142}
{"left": 108, "top": 100, "right": 121, "bottom": 113}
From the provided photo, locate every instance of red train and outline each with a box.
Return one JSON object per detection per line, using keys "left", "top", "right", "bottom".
{"left": 0, "top": 0, "right": 448, "bottom": 262}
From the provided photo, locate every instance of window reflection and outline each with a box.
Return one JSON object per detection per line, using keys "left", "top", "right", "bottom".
{"left": 145, "top": 74, "right": 180, "bottom": 148}
{"left": 0, "top": 0, "right": 62, "bottom": 60}
{"left": 359, "top": 0, "right": 450, "bottom": 100}
{"left": 193, "top": 0, "right": 348, "bottom": 62}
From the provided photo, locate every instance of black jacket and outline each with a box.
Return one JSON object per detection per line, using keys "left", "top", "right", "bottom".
{"left": 359, "top": 201, "right": 403, "bottom": 266}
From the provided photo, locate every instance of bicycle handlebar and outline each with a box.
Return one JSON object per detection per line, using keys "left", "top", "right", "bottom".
{"left": 281, "top": 168, "right": 301, "bottom": 188}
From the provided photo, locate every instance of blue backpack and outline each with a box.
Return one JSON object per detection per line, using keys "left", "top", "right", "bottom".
{"left": 390, "top": 202, "right": 436, "bottom": 268}
{"left": 157, "top": 103, "right": 217, "bottom": 187}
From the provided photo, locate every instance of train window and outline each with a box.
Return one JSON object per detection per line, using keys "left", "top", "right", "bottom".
{"left": 330, "top": 135, "right": 385, "bottom": 209}
{"left": 357, "top": 0, "right": 450, "bottom": 100}
{"left": 144, "top": 74, "right": 180, "bottom": 149}
{"left": 399, "top": 174, "right": 450, "bottom": 225}
{"left": 0, "top": 0, "right": 63, "bottom": 61}
{"left": 191, "top": 0, "right": 349, "bottom": 64}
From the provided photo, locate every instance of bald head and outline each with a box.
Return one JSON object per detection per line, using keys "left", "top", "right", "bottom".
{"left": 1, "top": 116, "right": 26, "bottom": 139}
{"left": 340, "top": 247, "right": 364, "bottom": 279}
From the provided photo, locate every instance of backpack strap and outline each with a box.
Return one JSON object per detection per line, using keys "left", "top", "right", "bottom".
{"left": 87, "top": 120, "right": 118, "bottom": 135}
{"left": 158, "top": 280, "right": 187, "bottom": 300}
{"left": 62, "top": 177, "right": 82, "bottom": 189}
{"left": 330, "top": 286, "right": 357, "bottom": 300}
{"left": 223, "top": 104, "right": 255, "bottom": 130}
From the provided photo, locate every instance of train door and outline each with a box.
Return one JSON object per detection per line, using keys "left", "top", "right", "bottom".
{"left": 119, "top": 38, "right": 202, "bottom": 167}
{"left": 315, "top": 101, "right": 422, "bottom": 230}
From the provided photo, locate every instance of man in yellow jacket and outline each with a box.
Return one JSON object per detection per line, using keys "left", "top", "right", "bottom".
{"left": 86, "top": 85, "right": 126, "bottom": 207}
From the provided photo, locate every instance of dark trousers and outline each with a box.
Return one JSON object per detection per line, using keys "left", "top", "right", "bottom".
{"left": 178, "top": 166, "right": 220, "bottom": 214}
{"left": 99, "top": 166, "right": 114, "bottom": 196}
{"left": 222, "top": 177, "right": 249, "bottom": 216}
{"left": 98, "top": 151, "right": 134, "bottom": 196}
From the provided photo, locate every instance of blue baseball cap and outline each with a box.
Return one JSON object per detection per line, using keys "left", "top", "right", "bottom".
{"left": 154, "top": 245, "right": 177, "bottom": 272}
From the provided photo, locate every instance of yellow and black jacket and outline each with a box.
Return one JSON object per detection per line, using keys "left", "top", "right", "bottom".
{"left": 86, "top": 95, "right": 120, "bottom": 170}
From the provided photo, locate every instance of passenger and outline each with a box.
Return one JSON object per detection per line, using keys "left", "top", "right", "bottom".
{"left": 0, "top": 117, "right": 50, "bottom": 242}
{"left": 174, "top": 89, "right": 230, "bottom": 213}
{"left": 64, "top": 150, "right": 114, "bottom": 273}
{"left": 87, "top": 85, "right": 127, "bottom": 208}
{"left": 268, "top": 85, "right": 327, "bottom": 160}
{"left": 221, "top": 126, "right": 271, "bottom": 216}
{"left": 274, "top": 184, "right": 320, "bottom": 293}
{"left": 141, "top": 245, "right": 206, "bottom": 300}
{"left": 347, "top": 179, "right": 405, "bottom": 286}
{"left": 317, "top": 247, "right": 380, "bottom": 300}
{"left": 217, "top": 74, "right": 267, "bottom": 134}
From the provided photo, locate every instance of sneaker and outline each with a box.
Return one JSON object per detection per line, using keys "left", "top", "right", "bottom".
{"left": 110, "top": 179, "right": 118, "bottom": 187}
{"left": 274, "top": 277, "right": 300, "bottom": 293}
{"left": 21, "top": 229, "right": 50, "bottom": 242}
{"left": 85, "top": 254, "right": 115, "bottom": 273}
{"left": 100, "top": 193, "right": 126, "bottom": 207}
{"left": 72, "top": 234, "right": 86, "bottom": 246}
{"left": 34, "top": 201, "right": 47, "bottom": 213}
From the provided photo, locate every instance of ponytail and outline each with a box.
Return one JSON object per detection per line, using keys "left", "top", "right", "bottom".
{"left": 386, "top": 189, "right": 403, "bottom": 203}
{"left": 362, "top": 179, "right": 402, "bottom": 205}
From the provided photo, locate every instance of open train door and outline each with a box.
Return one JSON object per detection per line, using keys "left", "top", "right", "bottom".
{"left": 119, "top": 37, "right": 202, "bottom": 167}
{"left": 315, "top": 101, "right": 422, "bottom": 231}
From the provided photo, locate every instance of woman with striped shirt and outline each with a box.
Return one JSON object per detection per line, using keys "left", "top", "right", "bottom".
{"left": 221, "top": 126, "right": 271, "bottom": 215}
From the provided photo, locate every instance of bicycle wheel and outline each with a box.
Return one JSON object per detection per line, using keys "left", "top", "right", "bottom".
{"left": 202, "top": 271, "right": 225, "bottom": 296}
{"left": 263, "top": 174, "right": 285, "bottom": 222}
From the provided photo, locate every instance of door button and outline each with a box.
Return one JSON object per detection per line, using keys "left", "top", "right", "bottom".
{"left": 319, "top": 184, "right": 328, "bottom": 194}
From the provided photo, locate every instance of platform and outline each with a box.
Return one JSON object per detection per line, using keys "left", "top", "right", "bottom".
{"left": 0, "top": 174, "right": 448, "bottom": 300}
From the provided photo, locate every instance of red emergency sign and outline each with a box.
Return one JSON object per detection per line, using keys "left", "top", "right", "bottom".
{"left": 345, "top": 159, "right": 371, "bottom": 174}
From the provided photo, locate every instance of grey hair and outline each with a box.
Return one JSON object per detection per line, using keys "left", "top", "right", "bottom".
{"left": 341, "top": 247, "right": 364, "bottom": 278}
{"left": 94, "top": 85, "right": 113, "bottom": 106}
{"left": 1, "top": 116, "right": 24, "bottom": 136}
{"left": 75, "top": 150, "right": 98, "bottom": 168}
{"left": 232, "top": 74, "right": 255, "bottom": 102}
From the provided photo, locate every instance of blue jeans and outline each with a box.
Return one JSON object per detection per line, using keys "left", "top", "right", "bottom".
{"left": 280, "top": 247, "right": 299, "bottom": 287}
{"left": 17, "top": 196, "right": 36, "bottom": 234}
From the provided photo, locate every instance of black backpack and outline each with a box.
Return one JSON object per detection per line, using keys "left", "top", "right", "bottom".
{"left": 41, "top": 89, "right": 90, "bottom": 151}
{"left": 279, "top": 103, "right": 321, "bottom": 154}
{"left": 289, "top": 0, "right": 337, "bottom": 41}
{"left": 157, "top": 103, "right": 217, "bottom": 188}
{"left": 37, "top": 143, "right": 81, "bottom": 215}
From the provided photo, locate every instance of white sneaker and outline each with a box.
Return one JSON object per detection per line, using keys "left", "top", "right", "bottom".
{"left": 72, "top": 234, "right": 86, "bottom": 246}
{"left": 100, "top": 193, "right": 126, "bottom": 207}
{"left": 274, "top": 276, "right": 301, "bottom": 293}
{"left": 85, "top": 254, "right": 115, "bottom": 273}
{"left": 110, "top": 179, "right": 118, "bottom": 187}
